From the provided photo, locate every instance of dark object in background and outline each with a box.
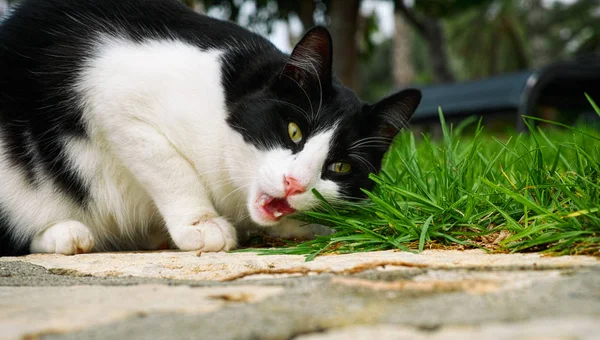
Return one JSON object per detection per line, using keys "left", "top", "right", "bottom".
{"left": 408, "top": 53, "right": 600, "bottom": 134}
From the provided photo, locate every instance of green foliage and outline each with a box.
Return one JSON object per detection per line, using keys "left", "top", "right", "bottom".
{"left": 413, "top": 0, "right": 493, "bottom": 18}
{"left": 444, "top": 0, "right": 600, "bottom": 80}
{"left": 538, "top": 0, "right": 600, "bottom": 56}
{"left": 445, "top": 0, "right": 529, "bottom": 80}
{"left": 409, "top": 32, "right": 434, "bottom": 85}
{"left": 238, "top": 96, "right": 600, "bottom": 260}
{"left": 359, "top": 40, "right": 395, "bottom": 103}
{"left": 189, "top": 0, "right": 312, "bottom": 34}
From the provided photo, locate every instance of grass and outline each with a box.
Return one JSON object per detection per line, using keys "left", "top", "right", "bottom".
{"left": 239, "top": 95, "right": 600, "bottom": 260}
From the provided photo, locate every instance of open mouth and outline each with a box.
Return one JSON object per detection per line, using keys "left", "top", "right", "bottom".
{"left": 256, "top": 193, "right": 296, "bottom": 221}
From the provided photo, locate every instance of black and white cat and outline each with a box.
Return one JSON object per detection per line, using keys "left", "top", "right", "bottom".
{"left": 0, "top": 0, "right": 421, "bottom": 256}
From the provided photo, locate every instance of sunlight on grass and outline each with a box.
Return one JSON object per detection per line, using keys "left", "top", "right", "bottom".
{"left": 238, "top": 94, "right": 600, "bottom": 260}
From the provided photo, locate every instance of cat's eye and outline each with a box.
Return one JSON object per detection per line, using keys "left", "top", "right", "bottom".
{"left": 288, "top": 122, "right": 303, "bottom": 144}
{"left": 328, "top": 162, "right": 352, "bottom": 173}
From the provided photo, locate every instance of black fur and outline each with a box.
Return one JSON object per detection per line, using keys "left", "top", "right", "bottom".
{"left": 225, "top": 26, "right": 422, "bottom": 198}
{"left": 0, "top": 209, "right": 28, "bottom": 256}
{"left": 0, "top": 0, "right": 420, "bottom": 255}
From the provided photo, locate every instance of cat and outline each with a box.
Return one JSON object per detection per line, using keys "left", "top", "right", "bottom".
{"left": 0, "top": 0, "right": 421, "bottom": 256}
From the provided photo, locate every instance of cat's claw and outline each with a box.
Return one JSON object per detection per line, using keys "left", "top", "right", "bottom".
{"left": 170, "top": 216, "right": 237, "bottom": 252}
{"left": 30, "top": 221, "right": 95, "bottom": 255}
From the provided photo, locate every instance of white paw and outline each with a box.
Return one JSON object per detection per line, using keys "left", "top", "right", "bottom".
{"left": 170, "top": 216, "right": 237, "bottom": 252}
{"left": 30, "top": 221, "right": 95, "bottom": 255}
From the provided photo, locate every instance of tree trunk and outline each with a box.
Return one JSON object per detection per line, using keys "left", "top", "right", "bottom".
{"left": 394, "top": 0, "right": 455, "bottom": 84}
{"left": 423, "top": 18, "right": 454, "bottom": 83}
{"left": 329, "top": 0, "right": 361, "bottom": 92}
{"left": 501, "top": 16, "right": 529, "bottom": 70}
{"left": 488, "top": 30, "right": 499, "bottom": 77}
{"left": 297, "top": 0, "right": 316, "bottom": 30}
{"left": 392, "top": 10, "right": 415, "bottom": 87}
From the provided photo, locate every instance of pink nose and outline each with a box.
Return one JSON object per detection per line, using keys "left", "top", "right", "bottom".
{"left": 284, "top": 176, "right": 306, "bottom": 197}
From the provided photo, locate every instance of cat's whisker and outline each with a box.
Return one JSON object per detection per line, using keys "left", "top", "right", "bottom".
{"left": 194, "top": 168, "right": 256, "bottom": 177}
{"left": 303, "top": 57, "right": 324, "bottom": 123}
{"left": 349, "top": 136, "right": 394, "bottom": 149}
{"left": 286, "top": 57, "right": 324, "bottom": 124}
{"left": 350, "top": 137, "right": 394, "bottom": 146}
{"left": 212, "top": 175, "right": 259, "bottom": 184}
{"left": 194, "top": 154, "right": 257, "bottom": 168}
{"left": 349, "top": 140, "right": 391, "bottom": 147}
{"left": 352, "top": 142, "right": 391, "bottom": 148}
{"left": 262, "top": 98, "right": 311, "bottom": 124}
{"left": 216, "top": 183, "right": 253, "bottom": 205}
{"left": 349, "top": 154, "right": 376, "bottom": 172}
{"left": 193, "top": 146, "right": 255, "bottom": 158}
{"left": 382, "top": 113, "right": 408, "bottom": 132}
{"left": 348, "top": 143, "right": 392, "bottom": 151}
{"left": 228, "top": 123, "right": 248, "bottom": 132}
{"left": 351, "top": 138, "right": 394, "bottom": 144}
{"left": 281, "top": 73, "right": 315, "bottom": 120}
{"left": 211, "top": 177, "right": 257, "bottom": 189}
{"left": 193, "top": 163, "right": 256, "bottom": 172}
{"left": 234, "top": 212, "right": 253, "bottom": 223}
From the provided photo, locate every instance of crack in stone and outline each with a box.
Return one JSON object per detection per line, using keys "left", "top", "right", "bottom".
{"left": 221, "top": 260, "right": 429, "bottom": 281}
{"left": 287, "top": 327, "right": 328, "bottom": 340}
{"left": 330, "top": 276, "right": 500, "bottom": 294}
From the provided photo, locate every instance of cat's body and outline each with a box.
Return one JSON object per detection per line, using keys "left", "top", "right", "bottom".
{"left": 0, "top": 0, "right": 420, "bottom": 256}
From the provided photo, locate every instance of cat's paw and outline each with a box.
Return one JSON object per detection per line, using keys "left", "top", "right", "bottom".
{"left": 30, "top": 221, "right": 95, "bottom": 255}
{"left": 170, "top": 216, "right": 237, "bottom": 252}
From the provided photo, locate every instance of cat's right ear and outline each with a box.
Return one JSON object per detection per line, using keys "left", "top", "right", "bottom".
{"left": 281, "top": 26, "right": 333, "bottom": 88}
{"left": 367, "top": 89, "right": 422, "bottom": 140}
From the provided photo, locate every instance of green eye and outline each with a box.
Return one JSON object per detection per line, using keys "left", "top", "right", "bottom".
{"left": 328, "top": 162, "right": 352, "bottom": 173}
{"left": 288, "top": 122, "right": 302, "bottom": 143}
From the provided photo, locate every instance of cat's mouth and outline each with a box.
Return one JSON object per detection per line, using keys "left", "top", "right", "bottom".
{"left": 255, "top": 194, "right": 296, "bottom": 221}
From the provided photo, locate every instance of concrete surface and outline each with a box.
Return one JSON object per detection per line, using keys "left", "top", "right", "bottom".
{"left": 0, "top": 249, "right": 598, "bottom": 340}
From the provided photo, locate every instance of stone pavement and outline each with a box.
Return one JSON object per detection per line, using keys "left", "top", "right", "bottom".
{"left": 0, "top": 249, "right": 598, "bottom": 340}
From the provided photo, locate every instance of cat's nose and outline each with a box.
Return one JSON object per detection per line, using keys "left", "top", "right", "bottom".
{"left": 284, "top": 176, "right": 306, "bottom": 197}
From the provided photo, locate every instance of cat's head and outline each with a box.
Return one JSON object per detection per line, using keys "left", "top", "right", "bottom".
{"left": 228, "top": 26, "right": 421, "bottom": 226}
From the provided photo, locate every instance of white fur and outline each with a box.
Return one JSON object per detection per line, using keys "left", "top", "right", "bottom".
{"left": 248, "top": 129, "right": 340, "bottom": 226}
{"left": 30, "top": 221, "right": 94, "bottom": 254}
{"left": 0, "top": 36, "right": 340, "bottom": 254}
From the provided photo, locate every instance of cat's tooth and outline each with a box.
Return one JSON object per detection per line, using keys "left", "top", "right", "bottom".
{"left": 273, "top": 211, "right": 283, "bottom": 218}
{"left": 259, "top": 196, "right": 268, "bottom": 207}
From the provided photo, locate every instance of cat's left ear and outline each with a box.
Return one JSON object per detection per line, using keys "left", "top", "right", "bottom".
{"left": 368, "top": 89, "right": 422, "bottom": 139}
{"left": 281, "top": 26, "right": 333, "bottom": 87}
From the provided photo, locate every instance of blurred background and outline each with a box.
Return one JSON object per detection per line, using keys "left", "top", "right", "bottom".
{"left": 2, "top": 0, "right": 600, "bottom": 132}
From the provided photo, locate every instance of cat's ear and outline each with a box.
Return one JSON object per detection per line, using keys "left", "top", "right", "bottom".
{"left": 281, "top": 26, "right": 333, "bottom": 87}
{"left": 368, "top": 89, "right": 422, "bottom": 140}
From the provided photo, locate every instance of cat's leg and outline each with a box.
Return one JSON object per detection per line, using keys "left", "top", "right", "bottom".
{"left": 101, "top": 122, "right": 237, "bottom": 252}
{"left": 171, "top": 215, "right": 237, "bottom": 252}
{"left": 30, "top": 221, "right": 95, "bottom": 255}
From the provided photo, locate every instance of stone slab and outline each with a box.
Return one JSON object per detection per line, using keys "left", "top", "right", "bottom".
{"left": 297, "top": 318, "right": 600, "bottom": 340}
{"left": 2, "top": 249, "right": 598, "bottom": 281}
{"left": 41, "top": 268, "right": 600, "bottom": 340}
{"left": 1, "top": 250, "right": 598, "bottom": 340}
{"left": 0, "top": 284, "right": 283, "bottom": 340}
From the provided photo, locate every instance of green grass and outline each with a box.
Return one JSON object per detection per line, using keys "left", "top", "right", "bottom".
{"left": 240, "top": 95, "right": 600, "bottom": 261}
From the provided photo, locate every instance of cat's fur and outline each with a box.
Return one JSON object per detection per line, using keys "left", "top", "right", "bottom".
{"left": 0, "top": 0, "right": 421, "bottom": 256}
